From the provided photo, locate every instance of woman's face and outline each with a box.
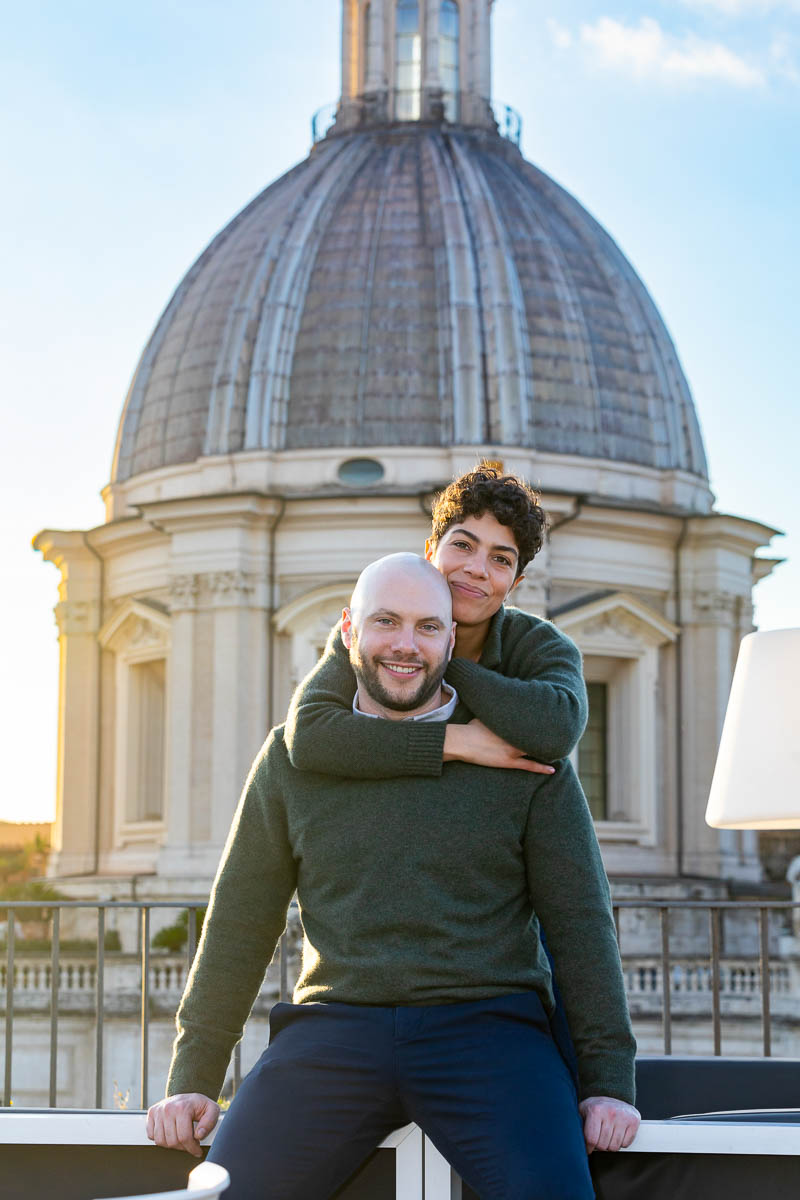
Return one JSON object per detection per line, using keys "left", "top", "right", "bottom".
{"left": 426, "top": 512, "right": 522, "bottom": 628}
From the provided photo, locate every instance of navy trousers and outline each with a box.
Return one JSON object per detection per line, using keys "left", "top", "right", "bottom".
{"left": 207, "top": 991, "right": 594, "bottom": 1200}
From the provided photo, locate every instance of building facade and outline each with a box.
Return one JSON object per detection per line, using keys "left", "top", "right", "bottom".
{"left": 19, "top": 0, "right": 791, "bottom": 1105}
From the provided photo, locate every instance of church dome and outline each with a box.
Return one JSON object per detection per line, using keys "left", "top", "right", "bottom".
{"left": 112, "top": 9, "right": 708, "bottom": 491}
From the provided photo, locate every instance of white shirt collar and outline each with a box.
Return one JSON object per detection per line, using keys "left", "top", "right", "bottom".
{"left": 353, "top": 681, "right": 458, "bottom": 723}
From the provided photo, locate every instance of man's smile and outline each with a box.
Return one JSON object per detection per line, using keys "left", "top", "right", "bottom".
{"left": 380, "top": 662, "right": 424, "bottom": 676}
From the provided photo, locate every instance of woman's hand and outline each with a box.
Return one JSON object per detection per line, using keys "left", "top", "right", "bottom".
{"left": 443, "top": 720, "right": 555, "bottom": 773}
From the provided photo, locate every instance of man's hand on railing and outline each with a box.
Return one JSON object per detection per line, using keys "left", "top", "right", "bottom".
{"left": 443, "top": 720, "right": 555, "bottom": 774}
{"left": 578, "top": 1096, "right": 641, "bottom": 1154}
{"left": 146, "top": 1093, "right": 221, "bottom": 1158}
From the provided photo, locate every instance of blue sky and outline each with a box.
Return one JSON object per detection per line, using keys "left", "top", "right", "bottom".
{"left": 1, "top": 1, "right": 798, "bottom": 822}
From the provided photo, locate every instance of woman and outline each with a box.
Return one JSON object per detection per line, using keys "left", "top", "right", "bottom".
{"left": 284, "top": 465, "right": 588, "bottom": 779}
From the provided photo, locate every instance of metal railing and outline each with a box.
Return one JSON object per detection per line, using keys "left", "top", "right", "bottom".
{"left": 2, "top": 899, "right": 799, "bottom": 1110}
{"left": 311, "top": 93, "right": 522, "bottom": 147}
{"left": 0, "top": 900, "right": 297, "bottom": 1111}
{"left": 614, "top": 900, "right": 800, "bottom": 1058}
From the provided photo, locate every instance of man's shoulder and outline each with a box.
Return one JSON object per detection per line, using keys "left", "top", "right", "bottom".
{"left": 250, "top": 725, "right": 293, "bottom": 782}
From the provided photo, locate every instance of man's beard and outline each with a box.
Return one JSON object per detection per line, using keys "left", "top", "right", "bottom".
{"left": 350, "top": 637, "right": 449, "bottom": 713}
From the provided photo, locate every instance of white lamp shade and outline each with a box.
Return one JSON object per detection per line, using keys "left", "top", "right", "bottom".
{"left": 706, "top": 628, "right": 800, "bottom": 829}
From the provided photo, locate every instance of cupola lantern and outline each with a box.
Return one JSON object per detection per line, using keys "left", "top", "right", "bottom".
{"left": 337, "top": 0, "right": 495, "bottom": 131}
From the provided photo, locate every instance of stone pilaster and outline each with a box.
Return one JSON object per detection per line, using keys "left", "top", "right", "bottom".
{"left": 422, "top": 0, "right": 444, "bottom": 120}
{"left": 677, "top": 512, "right": 778, "bottom": 882}
{"left": 207, "top": 571, "right": 268, "bottom": 849}
{"left": 33, "top": 531, "right": 103, "bottom": 877}
{"left": 680, "top": 586, "right": 741, "bottom": 877}
{"left": 364, "top": 0, "right": 387, "bottom": 92}
{"left": 157, "top": 574, "right": 200, "bottom": 879}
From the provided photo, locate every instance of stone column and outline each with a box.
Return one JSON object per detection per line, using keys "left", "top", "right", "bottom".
{"left": 140, "top": 493, "right": 280, "bottom": 886}
{"left": 336, "top": 0, "right": 361, "bottom": 131}
{"left": 364, "top": 0, "right": 387, "bottom": 90}
{"left": 680, "top": 586, "right": 740, "bottom": 878}
{"left": 208, "top": 571, "right": 268, "bottom": 850}
{"left": 733, "top": 595, "right": 762, "bottom": 878}
{"left": 359, "top": 0, "right": 389, "bottom": 124}
{"left": 675, "top": 513, "right": 780, "bottom": 883}
{"left": 478, "top": 0, "right": 492, "bottom": 100}
{"left": 457, "top": 1, "right": 493, "bottom": 127}
{"left": 422, "top": 0, "right": 444, "bottom": 120}
{"left": 157, "top": 573, "right": 200, "bottom": 880}
{"left": 340, "top": 0, "right": 357, "bottom": 99}
{"left": 33, "top": 532, "right": 103, "bottom": 878}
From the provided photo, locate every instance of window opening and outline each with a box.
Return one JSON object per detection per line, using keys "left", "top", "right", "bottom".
{"left": 579, "top": 681, "right": 608, "bottom": 821}
{"left": 127, "top": 659, "right": 166, "bottom": 822}
{"left": 395, "top": 0, "right": 421, "bottom": 119}
{"left": 439, "top": 0, "right": 459, "bottom": 121}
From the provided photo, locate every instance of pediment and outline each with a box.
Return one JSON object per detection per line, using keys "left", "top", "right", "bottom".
{"left": 273, "top": 582, "right": 354, "bottom": 637}
{"left": 99, "top": 598, "right": 171, "bottom": 654}
{"left": 553, "top": 592, "right": 678, "bottom": 652}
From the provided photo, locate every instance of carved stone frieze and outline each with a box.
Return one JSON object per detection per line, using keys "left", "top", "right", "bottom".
{"left": 580, "top": 610, "right": 642, "bottom": 643}
{"left": 690, "top": 589, "right": 739, "bottom": 625}
{"left": 54, "top": 599, "right": 99, "bottom": 637}
{"left": 208, "top": 570, "right": 257, "bottom": 607}
{"left": 168, "top": 571, "right": 260, "bottom": 612}
{"left": 168, "top": 574, "right": 201, "bottom": 612}
{"left": 127, "top": 616, "right": 169, "bottom": 652}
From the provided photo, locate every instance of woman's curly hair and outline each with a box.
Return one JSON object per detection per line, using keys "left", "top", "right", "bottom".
{"left": 430, "top": 466, "right": 547, "bottom": 577}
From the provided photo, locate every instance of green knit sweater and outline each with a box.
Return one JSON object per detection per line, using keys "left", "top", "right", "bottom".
{"left": 283, "top": 605, "right": 589, "bottom": 777}
{"left": 167, "top": 727, "right": 635, "bottom": 1106}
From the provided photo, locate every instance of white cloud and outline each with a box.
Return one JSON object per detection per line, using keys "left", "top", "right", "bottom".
{"left": 679, "top": 1, "right": 800, "bottom": 13}
{"left": 579, "top": 16, "right": 766, "bottom": 86}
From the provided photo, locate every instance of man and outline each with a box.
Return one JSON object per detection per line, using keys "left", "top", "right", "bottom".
{"left": 284, "top": 466, "right": 589, "bottom": 780}
{"left": 148, "top": 555, "right": 639, "bottom": 1199}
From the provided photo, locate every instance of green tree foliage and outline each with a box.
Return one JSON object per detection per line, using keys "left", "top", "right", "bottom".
{"left": 152, "top": 907, "right": 207, "bottom": 953}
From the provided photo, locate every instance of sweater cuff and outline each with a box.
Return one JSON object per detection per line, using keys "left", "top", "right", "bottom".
{"left": 577, "top": 1062, "right": 636, "bottom": 1107}
{"left": 406, "top": 722, "right": 446, "bottom": 776}
{"left": 167, "top": 1026, "right": 235, "bottom": 1101}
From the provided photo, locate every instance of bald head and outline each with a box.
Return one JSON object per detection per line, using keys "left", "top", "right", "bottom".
{"left": 342, "top": 554, "right": 455, "bottom": 719}
{"left": 349, "top": 553, "right": 452, "bottom": 625}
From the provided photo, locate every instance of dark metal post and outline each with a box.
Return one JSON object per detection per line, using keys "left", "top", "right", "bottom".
{"left": 4, "top": 910, "right": 15, "bottom": 1106}
{"left": 49, "top": 908, "right": 61, "bottom": 1106}
{"left": 710, "top": 908, "right": 722, "bottom": 1056}
{"left": 759, "top": 907, "right": 772, "bottom": 1057}
{"left": 96, "top": 907, "right": 105, "bottom": 1107}
{"left": 140, "top": 906, "right": 150, "bottom": 1109}
{"left": 660, "top": 907, "right": 672, "bottom": 1056}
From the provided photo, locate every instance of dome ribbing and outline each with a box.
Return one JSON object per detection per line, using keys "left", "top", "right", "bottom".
{"left": 112, "top": 126, "right": 708, "bottom": 486}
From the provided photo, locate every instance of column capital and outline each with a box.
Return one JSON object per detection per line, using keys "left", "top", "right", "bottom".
{"left": 688, "top": 589, "right": 739, "bottom": 626}
{"left": 208, "top": 570, "right": 259, "bottom": 607}
{"left": 54, "top": 599, "right": 101, "bottom": 637}
{"left": 168, "top": 574, "right": 201, "bottom": 612}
